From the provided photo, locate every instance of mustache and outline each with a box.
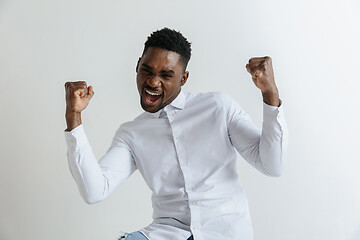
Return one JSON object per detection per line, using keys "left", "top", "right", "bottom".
{"left": 144, "top": 86, "right": 162, "bottom": 92}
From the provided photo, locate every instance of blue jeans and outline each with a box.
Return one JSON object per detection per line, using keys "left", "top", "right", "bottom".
{"left": 123, "top": 231, "right": 193, "bottom": 240}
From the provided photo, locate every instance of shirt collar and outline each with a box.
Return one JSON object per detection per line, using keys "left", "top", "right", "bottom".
{"left": 149, "top": 90, "right": 186, "bottom": 118}
{"left": 168, "top": 89, "right": 186, "bottom": 110}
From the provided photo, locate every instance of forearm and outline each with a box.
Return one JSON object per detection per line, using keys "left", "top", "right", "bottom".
{"left": 65, "top": 125, "right": 107, "bottom": 204}
{"left": 258, "top": 102, "right": 286, "bottom": 176}
{"left": 262, "top": 87, "right": 280, "bottom": 107}
{"left": 65, "top": 125, "right": 137, "bottom": 204}
{"left": 65, "top": 109, "right": 82, "bottom": 131}
{"left": 228, "top": 101, "right": 287, "bottom": 177}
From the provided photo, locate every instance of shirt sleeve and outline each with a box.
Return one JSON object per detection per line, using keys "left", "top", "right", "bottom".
{"left": 64, "top": 124, "right": 137, "bottom": 204}
{"left": 223, "top": 93, "right": 288, "bottom": 177}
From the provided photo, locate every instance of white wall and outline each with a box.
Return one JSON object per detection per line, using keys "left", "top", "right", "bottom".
{"left": 1, "top": 0, "right": 359, "bottom": 239}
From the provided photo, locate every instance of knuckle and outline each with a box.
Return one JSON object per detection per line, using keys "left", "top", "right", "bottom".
{"left": 65, "top": 82, "right": 72, "bottom": 88}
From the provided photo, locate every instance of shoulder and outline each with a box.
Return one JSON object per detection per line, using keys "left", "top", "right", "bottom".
{"left": 184, "top": 91, "right": 227, "bottom": 103}
{"left": 112, "top": 115, "right": 145, "bottom": 143}
{"left": 184, "top": 91, "right": 234, "bottom": 108}
{"left": 189, "top": 91, "right": 246, "bottom": 121}
{"left": 133, "top": 111, "right": 152, "bottom": 121}
{"left": 112, "top": 120, "right": 133, "bottom": 142}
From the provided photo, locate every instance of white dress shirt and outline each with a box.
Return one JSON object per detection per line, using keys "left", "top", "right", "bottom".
{"left": 64, "top": 90, "right": 288, "bottom": 240}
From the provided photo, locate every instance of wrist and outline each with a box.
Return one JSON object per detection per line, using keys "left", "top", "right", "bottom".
{"left": 261, "top": 85, "right": 278, "bottom": 95}
{"left": 65, "top": 108, "right": 79, "bottom": 114}
{"left": 261, "top": 88, "right": 280, "bottom": 107}
{"left": 65, "top": 109, "right": 82, "bottom": 131}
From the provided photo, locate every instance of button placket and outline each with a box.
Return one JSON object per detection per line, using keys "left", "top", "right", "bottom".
{"left": 168, "top": 112, "right": 198, "bottom": 231}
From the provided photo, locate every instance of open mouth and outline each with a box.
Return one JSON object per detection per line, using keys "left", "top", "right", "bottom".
{"left": 144, "top": 88, "right": 162, "bottom": 105}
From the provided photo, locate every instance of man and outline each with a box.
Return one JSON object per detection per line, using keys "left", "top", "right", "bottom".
{"left": 64, "top": 28, "right": 288, "bottom": 240}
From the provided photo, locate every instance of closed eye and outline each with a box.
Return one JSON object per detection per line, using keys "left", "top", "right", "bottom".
{"left": 141, "top": 68, "right": 152, "bottom": 73}
{"left": 162, "top": 74, "right": 173, "bottom": 79}
{"left": 141, "top": 68, "right": 154, "bottom": 77}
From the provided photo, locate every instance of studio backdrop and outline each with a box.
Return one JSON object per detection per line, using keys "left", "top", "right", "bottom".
{"left": 0, "top": 0, "right": 359, "bottom": 240}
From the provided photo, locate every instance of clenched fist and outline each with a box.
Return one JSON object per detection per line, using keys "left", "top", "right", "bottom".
{"left": 65, "top": 81, "right": 94, "bottom": 113}
{"left": 64, "top": 81, "right": 94, "bottom": 131}
{"left": 246, "top": 56, "right": 280, "bottom": 107}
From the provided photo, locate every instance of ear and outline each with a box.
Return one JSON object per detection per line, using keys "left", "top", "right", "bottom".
{"left": 136, "top": 57, "right": 141, "bottom": 73}
{"left": 180, "top": 71, "right": 189, "bottom": 86}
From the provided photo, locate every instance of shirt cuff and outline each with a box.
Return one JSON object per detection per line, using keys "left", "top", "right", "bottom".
{"left": 263, "top": 99, "right": 284, "bottom": 125}
{"left": 64, "top": 124, "right": 88, "bottom": 151}
{"left": 262, "top": 99, "right": 288, "bottom": 152}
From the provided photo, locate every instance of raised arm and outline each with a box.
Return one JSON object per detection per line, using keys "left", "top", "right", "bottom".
{"left": 227, "top": 57, "right": 288, "bottom": 176}
{"left": 64, "top": 82, "right": 136, "bottom": 204}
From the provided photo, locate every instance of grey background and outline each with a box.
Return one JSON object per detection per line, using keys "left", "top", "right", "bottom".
{"left": 0, "top": 0, "right": 359, "bottom": 239}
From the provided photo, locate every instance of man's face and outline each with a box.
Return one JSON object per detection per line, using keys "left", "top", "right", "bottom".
{"left": 136, "top": 47, "right": 189, "bottom": 113}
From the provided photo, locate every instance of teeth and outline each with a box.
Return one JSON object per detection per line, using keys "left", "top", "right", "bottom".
{"left": 145, "top": 89, "right": 161, "bottom": 96}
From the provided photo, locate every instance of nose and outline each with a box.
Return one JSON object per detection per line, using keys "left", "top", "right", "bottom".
{"left": 146, "top": 75, "right": 161, "bottom": 88}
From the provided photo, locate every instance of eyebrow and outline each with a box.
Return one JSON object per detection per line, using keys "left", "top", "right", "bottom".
{"left": 141, "top": 63, "right": 153, "bottom": 70}
{"left": 160, "top": 70, "right": 174, "bottom": 74}
{"left": 141, "top": 63, "right": 174, "bottom": 74}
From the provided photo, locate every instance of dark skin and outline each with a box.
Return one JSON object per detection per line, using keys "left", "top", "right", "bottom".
{"left": 64, "top": 49, "right": 279, "bottom": 131}
{"left": 136, "top": 47, "right": 189, "bottom": 113}
{"left": 64, "top": 81, "right": 94, "bottom": 131}
{"left": 246, "top": 56, "right": 280, "bottom": 107}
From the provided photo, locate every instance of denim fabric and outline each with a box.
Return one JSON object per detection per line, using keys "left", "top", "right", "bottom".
{"left": 123, "top": 231, "right": 193, "bottom": 240}
{"left": 124, "top": 231, "right": 147, "bottom": 240}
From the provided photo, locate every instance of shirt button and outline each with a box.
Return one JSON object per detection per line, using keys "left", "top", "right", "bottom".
{"left": 176, "top": 136, "right": 180, "bottom": 141}
{"left": 191, "top": 201, "right": 197, "bottom": 205}
{"left": 169, "top": 116, "right": 174, "bottom": 121}
{"left": 192, "top": 226, "right": 197, "bottom": 230}
{"left": 187, "top": 187, "right": 193, "bottom": 191}
{"left": 182, "top": 162, "right": 188, "bottom": 167}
